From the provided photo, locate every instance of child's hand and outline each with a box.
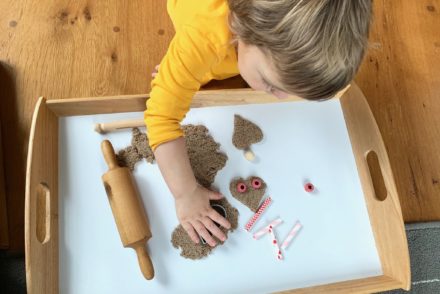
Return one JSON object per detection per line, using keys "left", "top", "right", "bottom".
{"left": 153, "top": 138, "right": 231, "bottom": 247}
{"left": 175, "top": 185, "right": 231, "bottom": 247}
{"left": 151, "top": 64, "right": 160, "bottom": 78}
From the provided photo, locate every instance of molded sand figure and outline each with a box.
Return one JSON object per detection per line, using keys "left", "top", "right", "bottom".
{"left": 232, "top": 115, "right": 263, "bottom": 161}
{"left": 183, "top": 125, "right": 228, "bottom": 188}
{"left": 230, "top": 176, "right": 267, "bottom": 212}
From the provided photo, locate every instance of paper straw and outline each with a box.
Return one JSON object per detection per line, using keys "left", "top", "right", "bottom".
{"left": 244, "top": 197, "right": 272, "bottom": 231}
{"left": 269, "top": 227, "right": 283, "bottom": 260}
{"left": 253, "top": 217, "right": 283, "bottom": 240}
{"left": 280, "top": 221, "right": 302, "bottom": 250}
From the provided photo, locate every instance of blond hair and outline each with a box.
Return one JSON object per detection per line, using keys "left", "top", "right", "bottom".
{"left": 228, "top": 0, "right": 372, "bottom": 100}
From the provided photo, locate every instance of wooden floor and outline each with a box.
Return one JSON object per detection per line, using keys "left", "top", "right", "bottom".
{"left": 0, "top": 1, "right": 439, "bottom": 251}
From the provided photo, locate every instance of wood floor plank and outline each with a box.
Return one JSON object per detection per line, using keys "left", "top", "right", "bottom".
{"left": 355, "top": 0, "right": 440, "bottom": 222}
{"left": 0, "top": 0, "right": 174, "bottom": 251}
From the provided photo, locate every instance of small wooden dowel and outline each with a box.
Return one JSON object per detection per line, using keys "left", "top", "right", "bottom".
{"left": 94, "top": 118, "right": 145, "bottom": 134}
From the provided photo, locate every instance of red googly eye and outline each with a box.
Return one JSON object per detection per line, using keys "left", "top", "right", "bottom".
{"left": 251, "top": 178, "right": 262, "bottom": 189}
{"left": 304, "top": 182, "right": 315, "bottom": 192}
{"left": 237, "top": 182, "right": 247, "bottom": 193}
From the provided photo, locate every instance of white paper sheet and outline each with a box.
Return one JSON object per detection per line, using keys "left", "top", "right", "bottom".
{"left": 59, "top": 99, "right": 382, "bottom": 294}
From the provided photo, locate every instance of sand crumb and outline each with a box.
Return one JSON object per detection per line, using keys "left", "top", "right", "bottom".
{"left": 115, "top": 128, "right": 154, "bottom": 170}
{"left": 132, "top": 128, "right": 154, "bottom": 163}
{"left": 116, "top": 146, "right": 141, "bottom": 171}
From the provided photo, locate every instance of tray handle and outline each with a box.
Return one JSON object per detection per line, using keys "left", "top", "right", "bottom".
{"left": 25, "top": 97, "right": 58, "bottom": 294}
{"left": 340, "top": 83, "right": 410, "bottom": 291}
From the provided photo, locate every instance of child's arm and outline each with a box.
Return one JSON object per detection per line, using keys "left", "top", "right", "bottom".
{"left": 145, "top": 25, "right": 232, "bottom": 246}
{"left": 154, "top": 137, "right": 231, "bottom": 247}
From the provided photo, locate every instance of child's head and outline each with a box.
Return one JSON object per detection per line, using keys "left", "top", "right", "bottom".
{"left": 228, "top": 0, "right": 372, "bottom": 100}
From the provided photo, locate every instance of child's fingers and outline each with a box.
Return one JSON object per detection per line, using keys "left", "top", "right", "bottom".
{"left": 202, "top": 216, "right": 226, "bottom": 242}
{"left": 151, "top": 65, "right": 160, "bottom": 78}
{"left": 182, "top": 222, "right": 200, "bottom": 244}
{"left": 192, "top": 220, "right": 217, "bottom": 247}
{"left": 209, "top": 209, "right": 231, "bottom": 229}
{"left": 208, "top": 190, "right": 223, "bottom": 200}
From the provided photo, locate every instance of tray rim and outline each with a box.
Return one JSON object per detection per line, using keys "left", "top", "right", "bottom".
{"left": 25, "top": 84, "right": 410, "bottom": 293}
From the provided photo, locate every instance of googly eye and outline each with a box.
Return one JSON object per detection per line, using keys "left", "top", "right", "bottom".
{"left": 304, "top": 182, "right": 315, "bottom": 193}
{"left": 236, "top": 182, "right": 247, "bottom": 193}
{"left": 251, "top": 178, "right": 262, "bottom": 189}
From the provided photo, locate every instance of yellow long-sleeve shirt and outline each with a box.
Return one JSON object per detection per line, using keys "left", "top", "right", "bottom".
{"left": 144, "top": 0, "right": 239, "bottom": 151}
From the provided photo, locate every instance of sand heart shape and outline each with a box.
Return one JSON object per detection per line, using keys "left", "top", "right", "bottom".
{"left": 232, "top": 115, "right": 264, "bottom": 150}
{"left": 229, "top": 176, "right": 267, "bottom": 212}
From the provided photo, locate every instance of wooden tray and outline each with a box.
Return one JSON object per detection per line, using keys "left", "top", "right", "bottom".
{"left": 25, "top": 84, "right": 410, "bottom": 293}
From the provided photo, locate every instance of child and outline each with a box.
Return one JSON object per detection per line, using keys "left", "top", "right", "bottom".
{"left": 145, "top": 0, "right": 372, "bottom": 247}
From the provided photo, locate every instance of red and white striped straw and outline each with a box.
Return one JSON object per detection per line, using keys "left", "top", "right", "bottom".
{"left": 244, "top": 197, "right": 272, "bottom": 231}
{"left": 252, "top": 217, "right": 283, "bottom": 240}
{"left": 280, "top": 221, "right": 302, "bottom": 250}
{"left": 269, "top": 227, "right": 283, "bottom": 260}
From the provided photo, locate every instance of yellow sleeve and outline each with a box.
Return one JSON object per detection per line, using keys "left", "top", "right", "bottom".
{"left": 144, "top": 25, "right": 219, "bottom": 151}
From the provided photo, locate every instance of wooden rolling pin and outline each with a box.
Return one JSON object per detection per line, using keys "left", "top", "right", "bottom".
{"left": 101, "top": 140, "right": 154, "bottom": 280}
